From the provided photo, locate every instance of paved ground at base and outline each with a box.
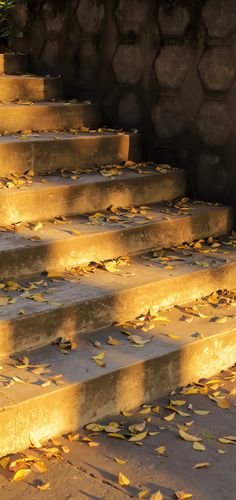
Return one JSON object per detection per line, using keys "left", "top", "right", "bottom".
{"left": 1, "top": 366, "right": 236, "bottom": 500}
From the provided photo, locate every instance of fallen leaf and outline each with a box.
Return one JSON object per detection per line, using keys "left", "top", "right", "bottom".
{"left": 175, "top": 491, "right": 192, "bottom": 499}
{"left": 33, "top": 461, "right": 47, "bottom": 473}
{"left": 194, "top": 410, "right": 210, "bottom": 416}
{"left": 108, "top": 433, "right": 125, "bottom": 440}
{"left": 193, "top": 462, "right": 210, "bottom": 469}
{"left": 150, "top": 491, "right": 163, "bottom": 500}
{"left": 218, "top": 438, "right": 235, "bottom": 445}
{"left": 217, "top": 399, "right": 230, "bottom": 410}
{"left": 12, "top": 468, "right": 31, "bottom": 482}
{"left": 118, "top": 472, "right": 130, "bottom": 486}
{"left": 154, "top": 446, "right": 166, "bottom": 455}
{"left": 129, "top": 431, "right": 147, "bottom": 442}
{"left": 0, "top": 456, "right": 9, "bottom": 469}
{"left": 179, "top": 429, "right": 202, "bottom": 442}
{"left": 37, "top": 482, "right": 50, "bottom": 491}
{"left": 164, "top": 412, "right": 175, "bottom": 422}
{"left": 29, "top": 431, "right": 42, "bottom": 449}
{"left": 138, "top": 490, "right": 150, "bottom": 498}
{"left": 193, "top": 442, "right": 206, "bottom": 451}
{"left": 107, "top": 336, "right": 121, "bottom": 346}
{"left": 115, "top": 457, "right": 127, "bottom": 465}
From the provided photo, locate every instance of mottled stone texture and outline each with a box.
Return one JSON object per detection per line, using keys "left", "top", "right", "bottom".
{"left": 10, "top": 0, "right": 236, "bottom": 204}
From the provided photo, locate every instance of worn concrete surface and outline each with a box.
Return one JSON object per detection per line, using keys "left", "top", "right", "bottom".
{"left": 0, "top": 202, "right": 233, "bottom": 279}
{"left": 0, "top": 168, "right": 186, "bottom": 225}
{"left": 0, "top": 366, "right": 235, "bottom": 499}
{"left": 0, "top": 75, "right": 63, "bottom": 102}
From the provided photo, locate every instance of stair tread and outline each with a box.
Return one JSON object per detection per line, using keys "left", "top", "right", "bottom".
{"left": 0, "top": 130, "right": 136, "bottom": 142}
{"left": 0, "top": 100, "right": 95, "bottom": 109}
{"left": 0, "top": 202, "right": 229, "bottom": 251}
{"left": 0, "top": 166, "right": 181, "bottom": 193}
{"left": 0, "top": 291, "right": 235, "bottom": 404}
{"left": 0, "top": 240, "right": 235, "bottom": 322}
{"left": 0, "top": 74, "right": 61, "bottom": 80}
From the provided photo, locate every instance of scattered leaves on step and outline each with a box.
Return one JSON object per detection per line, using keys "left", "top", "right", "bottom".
{"left": 91, "top": 351, "right": 106, "bottom": 367}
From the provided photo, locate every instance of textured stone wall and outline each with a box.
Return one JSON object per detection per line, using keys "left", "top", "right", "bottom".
{"left": 11, "top": 0, "right": 236, "bottom": 204}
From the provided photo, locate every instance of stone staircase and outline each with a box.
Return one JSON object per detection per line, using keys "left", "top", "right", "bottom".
{"left": 0, "top": 53, "right": 236, "bottom": 457}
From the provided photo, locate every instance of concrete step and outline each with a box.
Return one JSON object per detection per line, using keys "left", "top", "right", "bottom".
{"left": 0, "top": 168, "right": 186, "bottom": 225}
{"left": 0, "top": 287, "right": 236, "bottom": 456}
{"left": 0, "top": 203, "right": 233, "bottom": 279}
{"left": 0, "top": 240, "right": 235, "bottom": 356}
{"left": 0, "top": 101, "right": 101, "bottom": 134}
{"left": 0, "top": 74, "right": 63, "bottom": 102}
{"left": 0, "top": 53, "right": 28, "bottom": 74}
{"left": 0, "top": 131, "right": 140, "bottom": 177}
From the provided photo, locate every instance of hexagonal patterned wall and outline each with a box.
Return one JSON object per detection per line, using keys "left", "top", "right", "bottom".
{"left": 11, "top": 0, "right": 236, "bottom": 204}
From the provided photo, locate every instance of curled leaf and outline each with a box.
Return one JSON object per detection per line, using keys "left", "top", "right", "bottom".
{"left": 118, "top": 472, "right": 130, "bottom": 486}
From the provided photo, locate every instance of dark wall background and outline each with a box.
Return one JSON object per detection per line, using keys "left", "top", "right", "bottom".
{"left": 11, "top": 0, "right": 236, "bottom": 204}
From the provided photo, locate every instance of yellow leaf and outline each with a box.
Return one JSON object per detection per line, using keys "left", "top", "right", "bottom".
{"left": 88, "top": 441, "right": 100, "bottom": 447}
{"left": 193, "top": 442, "right": 206, "bottom": 451}
{"left": 91, "top": 352, "right": 105, "bottom": 361}
{"left": 175, "top": 491, "right": 193, "bottom": 499}
{"left": 164, "top": 412, "right": 175, "bottom": 422}
{"left": 29, "top": 431, "right": 42, "bottom": 449}
{"left": 179, "top": 429, "right": 202, "bottom": 442}
{"left": 70, "top": 229, "right": 81, "bottom": 236}
{"left": 121, "top": 411, "right": 133, "bottom": 417}
{"left": 193, "top": 462, "right": 210, "bottom": 469}
{"left": 37, "top": 482, "right": 50, "bottom": 491}
{"left": 85, "top": 423, "right": 104, "bottom": 432}
{"left": 152, "top": 406, "right": 160, "bottom": 413}
{"left": 139, "top": 406, "right": 151, "bottom": 414}
{"left": 217, "top": 399, "right": 230, "bottom": 410}
{"left": 129, "top": 431, "right": 147, "bottom": 442}
{"left": 138, "top": 490, "right": 150, "bottom": 498}
{"left": 94, "top": 359, "right": 106, "bottom": 367}
{"left": 170, "top": 400, "right": 186, "bottom": 406}
{"left": 194, "top": 410, "right": 210, "bottom": 415}
{"left": 223, "top": 436, "right": 236, "bottom": 441}
{"left": 0, "top": 456, "right": 9, "bottom": 469}
{"left": 218, "top": 438, "right": 235, "bottom": 444}
{"left": 150, "top": 491, "right": 163, "bottom": 500}
{"left": 12, "top": 468, "right": 31, "bottom": 482}
{"left": 118, "top": 472, "right": 130, "bottom": 486}
{"left": 154, "top": 446, "right": 166, "bottom": 455}
{"left": 108, "top": 433, "right": 125, "bottom": 440}
{"left": 218, "top": 449, "right": 227, "bottom": 454}
{"left": 165, "top": 334, "right": 180, "bottom": 340}
{"left": 115, "top": 457, "right": 127, "bottom": 465}
{"left": 107, "top": 336, "right": 121, "bottom": 346}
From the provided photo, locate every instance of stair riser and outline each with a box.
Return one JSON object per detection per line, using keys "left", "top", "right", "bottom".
{"left": 0, "top": 54, "right": 28, "bottom": 74}
{"left": 1, "top": 326, "right": 236, "bottom": 457}
{"left": 0, "top": 171, "right": 186, "bottom": 225}
{"left": 0, "top": 133, "right": 140, "bottom": 176}
{"left": 0, "top": 103, "right": 101, "bottom": 134}
{"left": 0, "top": 207, "right": 233, "bottom": 280}
{"left": 1, "top": 260, "right": 236, "bottom": 357}
{"left": 0, "top": 77, "right": 63, "bottom": 102}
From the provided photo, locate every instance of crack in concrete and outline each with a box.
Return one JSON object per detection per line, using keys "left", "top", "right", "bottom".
{"left": 63, "top": 456, "right": 132, "bottom": 497}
